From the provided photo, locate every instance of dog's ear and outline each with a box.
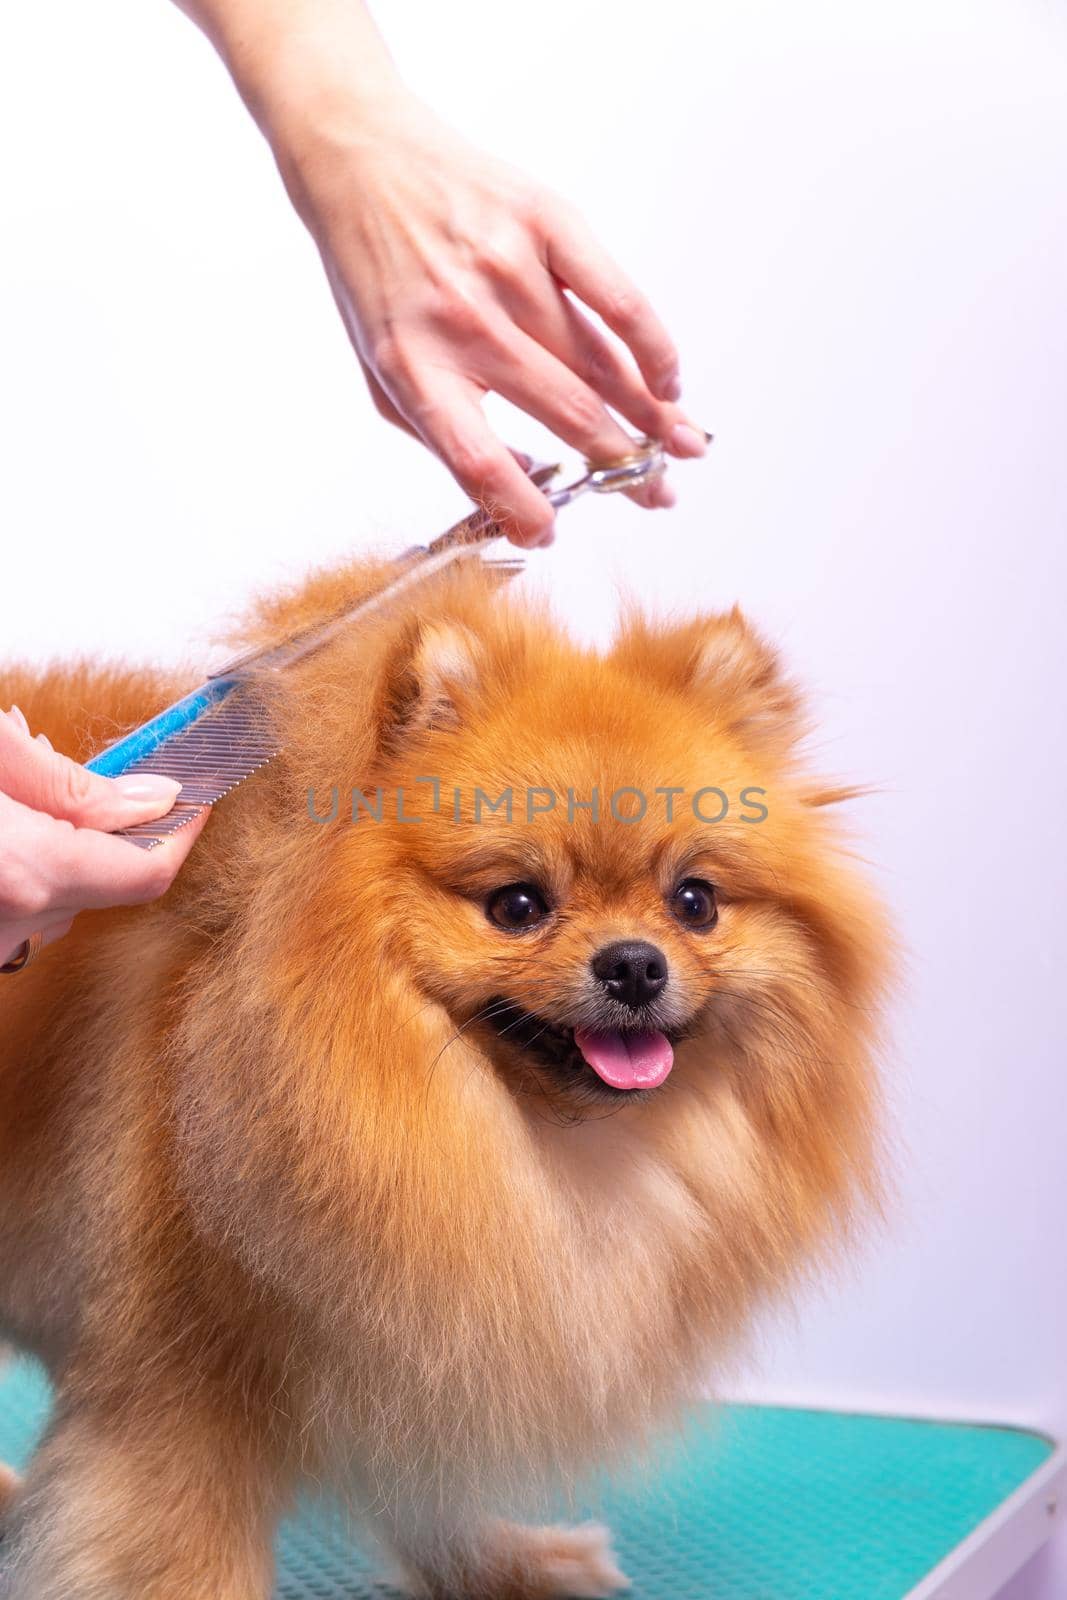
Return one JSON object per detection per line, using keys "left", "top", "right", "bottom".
{"left": 381, "top": 620, "right": 483, "bottom": 749}
{"left": 615, "top": 606, "right": 804, "bottom": 752}
{"left": 689, "top": 608, "right": 803, "bottom": 749}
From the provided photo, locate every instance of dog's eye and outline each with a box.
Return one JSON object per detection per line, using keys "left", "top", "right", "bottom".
{"left": 487, "top": 883, "right": 549, "bottom": 931}
{"left": 670, "top": 878, "right": 718, "bottom": 930}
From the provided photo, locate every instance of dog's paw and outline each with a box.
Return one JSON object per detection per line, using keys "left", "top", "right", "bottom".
{"left": 393, "top": 1517, "right": 630, "bottom": 1600}
{"left": 492, "top": 1520, "right": 629, "bottom": 1600}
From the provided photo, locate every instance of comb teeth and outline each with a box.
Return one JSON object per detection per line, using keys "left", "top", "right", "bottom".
{"left": 482, "top": 556, "right": 526, "bottom": 585}
{"left": 114, "top": 691, "right": 279, "bottom": 850}
{"left": 102, "top": 549, "right": 523, "bottom": 849}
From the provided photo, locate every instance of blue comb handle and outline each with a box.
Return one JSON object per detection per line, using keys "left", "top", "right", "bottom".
{"left": 86, "top": 678, "right": 240, "bottom": 779}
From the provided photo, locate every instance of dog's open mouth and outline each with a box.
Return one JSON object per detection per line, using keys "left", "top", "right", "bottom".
{"left": 482, "top": 999, "right": 676, "bottom": 1093}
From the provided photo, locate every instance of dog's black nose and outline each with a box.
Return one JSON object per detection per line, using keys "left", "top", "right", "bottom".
{"left": 591, "top": 940, "right": 668, "bottom": 1010}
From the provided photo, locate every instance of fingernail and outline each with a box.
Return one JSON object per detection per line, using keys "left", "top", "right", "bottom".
{"left": 8, "top": 705, "right": 30, "bottom": 736}
{"left": 654, "top": 479, "right": 677, "bottom": 509}
{"left": 511, "top": 450, "right": 534, "bottom": 471}
{"left": 36, "top": 732, "right": 53, "bottom": 751}
{"left": 114, "top": 774, "right": 183, "bottom": 803}
{"left": 669, "top": 423, "right": 707, "bottom": 458}
{"left": 660, "top": 373, "right": 682, "bottom": 402}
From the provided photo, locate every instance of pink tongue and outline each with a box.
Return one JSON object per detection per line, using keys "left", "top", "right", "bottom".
{"left": 573, "top": 1029, "right": 674, "bottom": 1091}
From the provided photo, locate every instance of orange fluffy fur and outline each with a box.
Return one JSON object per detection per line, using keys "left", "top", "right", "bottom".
{"left": 0, "top": 560, "right": 890, "bottom": 1599}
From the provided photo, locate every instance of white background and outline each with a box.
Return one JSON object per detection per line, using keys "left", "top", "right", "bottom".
{"left": 2, "top": 2, "right": 1066, "bottom": 1593}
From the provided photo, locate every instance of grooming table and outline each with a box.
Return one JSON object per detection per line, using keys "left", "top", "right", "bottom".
{"left": 0, "top": 1359, "right": 1061, "bottom": 1598}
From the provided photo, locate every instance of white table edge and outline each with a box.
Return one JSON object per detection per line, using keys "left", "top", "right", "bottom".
{"left": 904, "top": 1442, "right": 1066, "bottom": 1600}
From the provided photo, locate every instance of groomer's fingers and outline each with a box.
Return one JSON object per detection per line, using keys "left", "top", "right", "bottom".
{"left": 495, "top": 286, "right": 691, "bottom": 505}
{"left": 38, "top": 803, "right": 211, "bottom": 914}
{"left": 354, "top": 355, "right": 537, "bottom": 483}
{"left": 539, "top": 200, "right": 686, "bottom": 407}
{"left": 477, "top": 316, "right": 679, "bottom": 510}
{"left": 0, "top": 792, "right": 210, "bottom": 966}
{"left": 399, "top": 376, "right": 557, "bottom": 547}
{"left": 0, "top": 708, "right": 183, "bottom": 830}
{"left": 357, "top": 352, "right": 419, "bottom": 437}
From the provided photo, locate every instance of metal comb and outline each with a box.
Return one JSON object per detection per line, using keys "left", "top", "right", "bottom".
{"left": 86, "top": 437, "right": 671, "bottom": 849}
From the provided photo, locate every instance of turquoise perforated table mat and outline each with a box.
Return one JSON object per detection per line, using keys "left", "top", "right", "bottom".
{"left": 0, "top": 1357, "right": 1054, "bottom": 1598}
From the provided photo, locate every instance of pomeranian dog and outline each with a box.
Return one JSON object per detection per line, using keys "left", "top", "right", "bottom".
{"left": 0, "top": 556, "right": 889, "bottom": 1599}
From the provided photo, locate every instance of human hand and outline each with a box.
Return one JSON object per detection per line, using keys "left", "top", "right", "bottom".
{"left": 273, "top": 88, "right": 708, "bottom": 546}
{"left": 0, "top": 707, "right": 208, "bottom": 968}
{"left": 176, "top": 0, "right": 708, "bottom": 547}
